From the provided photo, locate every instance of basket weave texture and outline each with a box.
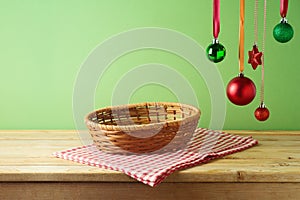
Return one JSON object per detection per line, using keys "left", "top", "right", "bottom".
{"left": 85, "top": 102, "right": 200, "bottom": 154}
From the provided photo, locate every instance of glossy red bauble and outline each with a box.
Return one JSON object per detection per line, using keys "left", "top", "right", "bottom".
{"left": 226, "top": 73, "right": 256, "bottom": 106}
{"left": 254, "top": 105, "right": 270, "bottom": 121}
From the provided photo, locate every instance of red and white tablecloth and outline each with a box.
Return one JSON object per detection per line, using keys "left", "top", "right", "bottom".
{"left": 53, "top": 128, "right": 258, "bottom": 187}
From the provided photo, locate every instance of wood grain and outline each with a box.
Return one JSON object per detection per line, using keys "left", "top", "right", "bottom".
{"left": 0, "top": 182, "right": 299, "bottom": 200}
{"left": 0, "top": 130, "right": 299, "bottom": 183}
{"left": 0, "top": 130, "right": 300, "bottom": 199}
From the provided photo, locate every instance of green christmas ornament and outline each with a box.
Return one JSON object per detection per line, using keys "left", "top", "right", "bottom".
{"left": 273, "top": 19, "right": 294, "bottom": 43}
{"left": 206, "top": 40, "right": 226, "bottom": 63}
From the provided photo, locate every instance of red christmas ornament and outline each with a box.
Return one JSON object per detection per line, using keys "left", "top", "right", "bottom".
{"left": 227, "top": 73, "right": 256, "bottom": 106}
{"left": 248, "top": 45, "right": 263, "bottom": 70}
{"left": 254, "top": 103, "right": 270, "bottom": 121}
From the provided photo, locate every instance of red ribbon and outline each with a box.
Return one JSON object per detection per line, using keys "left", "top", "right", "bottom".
{"left": 280, "top": 0, "right": 289, "bottom": 18}
{"left": 213, "top": 0, "right": 220, "bottom": 39}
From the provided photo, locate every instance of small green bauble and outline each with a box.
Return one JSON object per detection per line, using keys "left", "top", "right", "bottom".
{"left": 206, "top": 42, "right": 226, "bottom": 63}
{"left": 273, "top": 21, "right": 294, "bottom": 43}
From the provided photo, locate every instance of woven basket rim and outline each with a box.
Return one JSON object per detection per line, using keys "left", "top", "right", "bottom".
{"left": 84, "top": 102, "right": 200, "bottom": 131}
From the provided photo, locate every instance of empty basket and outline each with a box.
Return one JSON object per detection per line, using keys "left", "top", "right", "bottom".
{"left": 85, "top": 102, "right": 200, "bottom": 154}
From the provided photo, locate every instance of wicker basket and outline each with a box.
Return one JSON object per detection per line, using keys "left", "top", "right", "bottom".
{"left": 85, "top": 102, "right": 200, "bottom": 154}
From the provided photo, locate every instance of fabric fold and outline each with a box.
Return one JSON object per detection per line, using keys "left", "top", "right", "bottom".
{"left": 53, "top": 128, "right": 258, "bottom": 187}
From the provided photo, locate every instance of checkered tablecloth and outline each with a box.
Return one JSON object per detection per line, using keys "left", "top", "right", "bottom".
{"left": 53, "top": 128, "right": 258, "bottom": 187}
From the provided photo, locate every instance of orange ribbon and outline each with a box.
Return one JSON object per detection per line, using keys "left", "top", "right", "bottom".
{"left": 239, "top": 0, "right": 245, "bottom": 72}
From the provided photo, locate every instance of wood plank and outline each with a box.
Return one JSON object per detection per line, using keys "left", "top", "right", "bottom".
{"left": 0, "top": 140, "right": 82, "bottom": 147}
{"left": 0, "top": 182, "right": 299, "bottom": 200}
{"left": 246, "top": 135, "right": 300, "bottom": 141}
{"left": 0, "top": 159, "right": 300, "bottom": 182}
{"left": 0, "top": 130, "right": 299, "bottom": 140}
{"left": 0, "top": 156, "right": 299, "bottom": 165}
{"left": 0, "top": 130, "right": 88, "bottom": 140}
{"left": 226, "top": 130, "right": 300, "bottom": 136}
{"left": 2, "top": 143, "right": 300, "bottom": 154}
{"left": 1, "top": 139, "right": 300, "bottom": 158}
{"left": 0, "top": 157, "right": 299, "bottom": 167}
{"left": 0, "top": 168, "right": 298, "bottom": 183}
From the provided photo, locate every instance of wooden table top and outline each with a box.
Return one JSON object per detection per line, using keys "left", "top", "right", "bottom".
{"left": 0, "top": 130, "right": 299, "bottom": 183}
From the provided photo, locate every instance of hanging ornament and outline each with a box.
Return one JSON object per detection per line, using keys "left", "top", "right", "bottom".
{"left": 206, "top": 40, "right": 226, "bottom": 63}
{"left": 227, "top": 0, "right": 256, "bottom": 106}
{"left": 254, "top": 0, "right": 270, "bottom": 121}
{"left": 273, "top": 0, "right": 294, "bottom": 43}
{"left": 206, "top": 0, "right": 226, "bottom": 63}
{"left": 227, "top": 73, "right": 256, "bottom": 106}
{"left": 248, "top": 0, "right": 263, "bottom": 70}
{"left": 248, "top": 45, "right": 263, "bottom": 70}
{"left": 273, "top": 19, "right": 294, "bottom": 43}
{"left": 255, "top": 103, "right": 270, "bottom": 121}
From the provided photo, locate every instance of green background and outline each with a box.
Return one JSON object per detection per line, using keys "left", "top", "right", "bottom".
{"left": 0, "top": 0, "right": 299, "bottom": 130}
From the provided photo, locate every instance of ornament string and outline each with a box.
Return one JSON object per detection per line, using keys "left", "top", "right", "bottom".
{"left": 213, "top": 0, "right": 220, "bottom": 39}
{"left": 261, "top": 0, "right": 267, "bottom": 103}
{"left": 253, "top": 0, "right": 258, "bottom": 44}
{"left": 248, "top": 1, "right": 262, "bottom": 71}
{"left": 280, "top": 0, "right": 288, "bottom": 18}
{"left": 239, "top": 0, "right": 245, "bottom": 72}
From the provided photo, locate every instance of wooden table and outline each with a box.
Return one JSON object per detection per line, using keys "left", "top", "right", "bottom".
{"left": 0, "top": 130, "right": 299, "bottom": 200}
